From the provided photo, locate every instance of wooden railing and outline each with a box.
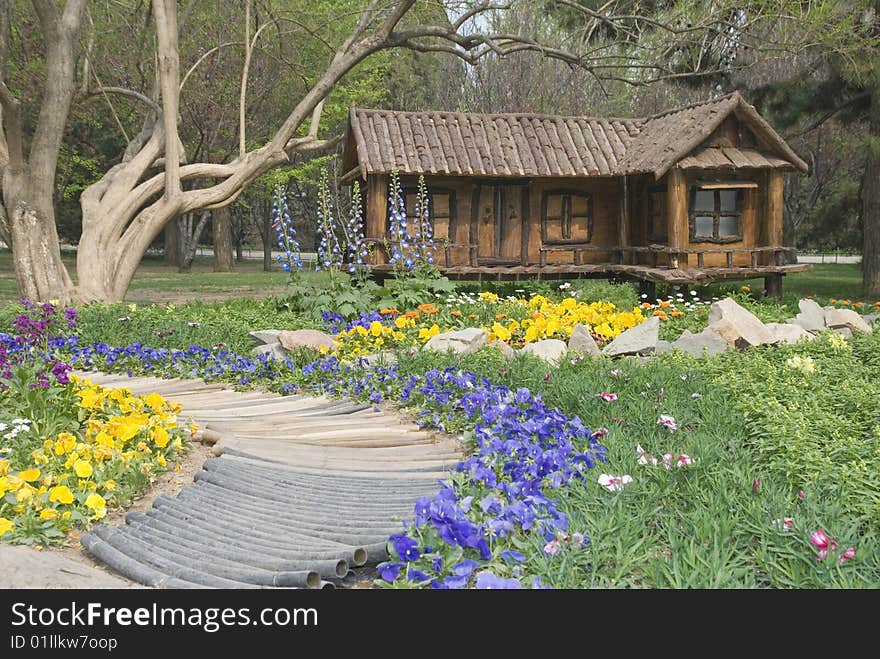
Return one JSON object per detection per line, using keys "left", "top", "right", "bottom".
{"left": 539, "top": 243, "right": 796, "bottom": 269}
{"left": 364, "top": 238, "right": 479, "bottom": 268}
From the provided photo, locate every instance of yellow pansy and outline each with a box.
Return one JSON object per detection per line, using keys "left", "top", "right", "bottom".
{"left": 157, "top": 454, "right": 167, "bottom": 468}
{"left": 0, "top": 459, "right": 8, "bottom": 477}
{"left": 0, "top": 518, "right": 13, "bottom": 537}
{"left": 151, "top": 426, "right": 170, "bottom": 448}
{"left": 85, "top": 493, "right": 106, "bottom": 511}
{"left": 102, "top": 480, "right": 116, "bottom": 492}
{"left": 49, "top": 485, "right": 75, "bottom": 505}
{"left": 0, "top": 476, "right": 8, "bottom": 497}
{"left": 16, "top": 484, "right": 36, "bottom": 502}
{"left": 143, "top": 392, "right": 166, "bottom": 413}
{"left": 73, "top": 459, "right": 93, "bottom": 479}
{"left": 39, "top": 509, "right": 59, "bottom": 520}
{"left": 418, "top": 324, "right": 441, "bottom": 342}
{"left": 54, "top": 432, "right": 78, "bottom": 455}
{"left": 18, "top": 468, "right": 41, "bottom": 482}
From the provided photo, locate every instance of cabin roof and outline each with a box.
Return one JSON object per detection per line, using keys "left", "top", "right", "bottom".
{"left": 343, "top": 92, "right": 808, "bottom": 181}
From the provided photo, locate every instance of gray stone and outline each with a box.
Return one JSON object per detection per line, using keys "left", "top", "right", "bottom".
{"left": 788, "top": 299, "right": 826, "bottom": 333}
{"left": 671, "top": 328, "right": 729, "bottom": 356}
{"left": 765, "top": 322, "right": 813, "bottom": 345}
{"left": 248, "top": 329, "right": 283, "bottom": 346}
{"left": 833, "top": 327, "right": 853, "bottom": 338}
{"left": 824, "top": 308, "right": 873, "bottom": 335}
{"left": 602, "top": 316, "right": 660, "bottom": 357}
{"left": 707, "top": 297, "right": 774, "bottom": 349}
{"left": 864, "top": 311, "right": 879, "bottom": 325}
{"left": 567, "top": 323, "right": 600, "bottom": 356}
{"left": 656, "top": 340, "right": 673, "bottom": 354}
{"left": 278, "top": 328, "right": 338, "bottom": 352}
{"left": 250, "top": 343, "right": 289, "bottom": 361}
{"left": 423, "top": 327, "right": 488, "bottom": 354}
{"left": 487, "top": 340, "right": 516, "bottom": 358}
{"left": 520, "top": 339, "right": 568, "bottom": 365}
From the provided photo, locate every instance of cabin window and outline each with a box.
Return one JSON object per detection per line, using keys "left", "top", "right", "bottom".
{"left": 647, "top": 187, "right": 667, "bottom": 242}
{"left": 689, "top": 185, "right": 746, "bottom": 243}
{"left": 394, "top": 188, "right": 455, "bottom": 242}
{"left": 542, "top": 191, "right": 592, "bottom": 244}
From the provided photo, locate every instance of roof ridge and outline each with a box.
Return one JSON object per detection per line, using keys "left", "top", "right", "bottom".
{"left": 642, "top": 91, "right": 740, "bottom": 121}
{"left": 350, "top": 107, "right": 644, "bottom": 124}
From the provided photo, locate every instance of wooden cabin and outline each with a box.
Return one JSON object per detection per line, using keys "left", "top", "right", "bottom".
{"left": 340, "top": 92, "right": 809, "bottom": 296}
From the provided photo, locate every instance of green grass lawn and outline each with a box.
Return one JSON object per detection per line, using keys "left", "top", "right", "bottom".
{"left": 1, "top": 247, "right": 872, "bottom": 306}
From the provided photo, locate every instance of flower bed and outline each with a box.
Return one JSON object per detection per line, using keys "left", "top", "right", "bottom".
{"left": 0, "top": 303, "right": 193, "bottom": 545}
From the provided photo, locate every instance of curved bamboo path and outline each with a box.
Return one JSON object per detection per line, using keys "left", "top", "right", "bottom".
{"left": 80, "top": 372, "right": 462, "bottom": 589}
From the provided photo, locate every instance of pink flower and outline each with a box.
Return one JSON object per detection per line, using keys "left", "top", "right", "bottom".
{"left": 783, "top": 518, "right": 795, "bottom": 530}
{"left": 839, "top": 547, "right": 855, "bottom": 565}
{"left": 543, "top": 372, "right": 553, "bottom": 382}
{"left": 810, "top": 529, "right": 829, "bottom": 549}
{"left": 677, "top": 453, "right": 694, "bottom": 467}
{"left": 597, "top": 392, "right": 618, "bottom": 402}
{"left": 661, "top": 453, "right": 674, "bottom": 471}
{"left": 752, "top": 478, "right": 760, "bottom": 493}
{"left": 572, "top": 532, "right": 585, "bottom": 546}
{"left": 544, "top": 541, "right": 560, "bottom": 556}
{"left": 592, "top": 427, "right": 608, "bottom": 439}
{"left": 636, "top": 444, "right": 658, "bottom": 466}
{"left": 610, "top": 369, "right": 622, "bottom": 377}
{"left": 611, "top": 417, "right": 624, "bottom": 424}
{"left": 598, "top": 474, "right": 633, "bottom": 492}
{"left": 798, "top": 490, "right": 805, "bottom": 500}
{"left": 657, "top": 415, "right": 677, "bottom": 431}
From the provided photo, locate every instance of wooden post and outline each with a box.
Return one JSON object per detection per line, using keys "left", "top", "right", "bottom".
{"left": 765, "top": 274, "right": 782, "bottom": 299}
{"left": 618, "top": 176, "right": 630, "bottom": 265}
{"left": 763, "top": 170, "right": 784, "bottom": 265}
{"left": 639, "top": 280, "right": 657, "bottom": 301}
{"left": 666, "top": 168, "right": 688, "bottom": 270}
{"left": 366, "top": 174, "right": 388, "bottom": 266}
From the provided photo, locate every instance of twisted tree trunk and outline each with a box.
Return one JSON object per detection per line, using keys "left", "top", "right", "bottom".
{"left": 863, "top": 83, "right": 880, "bottom": 297}
{"left": 212, "top": 205, "right": 234, "bottom": 272}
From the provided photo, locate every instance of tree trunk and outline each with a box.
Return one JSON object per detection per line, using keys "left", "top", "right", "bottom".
{"left": 4, "top": 172, "right": 72, "bottom": 301}
{"left": 212, "top": 205, "right": 234, "bottom": 272}
{"left": 163, "top": 219, "right": 180, "bottom": 266}
{"left": 179, "top": 211, "right": 210, "bottom": 272}
{"left": 261, "top": 204, "right": 273, "bottom": 272}
{"left": 862, "top": 86, "right": 880, "bottom": 297}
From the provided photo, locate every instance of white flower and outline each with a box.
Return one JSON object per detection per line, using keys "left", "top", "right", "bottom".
{"left": 636, "top": 444, "right": 658, "bottom": 466}
{"left": 0, "top": 423, "right": 7, "bottom": 432}
{"left": 640, "top": 294, "right": 648, "bottom": 299}
{"left": 598, "top": 474, "right": 633, "bottom": 492}
{"left": 544, "top": 541, "right": 561, "bottom": 556}
{"left": 690, "top": 291, "right": 698, "bottom": 296}
{"left": 559, "top": 282, "right": 571, "bottom": 290}
{"left": 657, "top": 415, "right": 677, "bottom": 431}
{"left": 691, "top": 393, "right": 702, "bottom": 399}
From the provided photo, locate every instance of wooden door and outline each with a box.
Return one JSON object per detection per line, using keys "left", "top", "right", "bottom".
{"left": 474, "top": 184, "right": 523, "bottom": 265}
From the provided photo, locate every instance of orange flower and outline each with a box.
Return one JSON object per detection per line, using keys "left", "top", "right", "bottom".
{"left": 652, "top": 310, "right": 668, "bottom": 320}
{"left": 417, "top": 303, "right": 439, "bottom": 315}
{"left": 380, "top": 308, "right": 399, "bottom": 316}
{"left": 404, "top": 311, "right": 420, "bottom": 319}
{"left": 740, "top": 285, "right": 750, "bottom": 292}
{"left": 451, "top": 310, "right": 463, "bottom": 317}
{"left": 658, "top": 300, "right": 672, "bottom": 308}
{"left": 495, "top": 313, "right": 507, "bottom": 320}
{"left": 854, "top": 301, "right": 863, "bottom": 308}
{"left": 830, "top": 298, "right": 837, "bottom": 303}
{"left": 842, "top": 300, "right": 851, "bottom": 306}
{"left": 641, "top": 302, "right": 653, "bottom": 309}
{"left": 532, "top": 312, "right": 544, "bottom": 320}
{"left": 669, "top": 310, "right": 684, "bottom": 317}
{"left": 468, "top": 313, "right": 478, "bottom": 319}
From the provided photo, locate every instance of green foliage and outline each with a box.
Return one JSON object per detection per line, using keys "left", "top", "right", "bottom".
{"left": 274, "top": 270, "right": 378, "bottom": 321}
{"left": 379, "top": 265, "right": 457, "bottom": 310}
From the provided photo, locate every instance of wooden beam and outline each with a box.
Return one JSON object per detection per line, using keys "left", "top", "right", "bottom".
{"left": 765, "top": 274, "right": 783, "bottom": 299}
{"left": 366, "top": 174, "right": 388, "bottom": 266}
{"left": 618, "top": 176, "right": 630, "bottom": 265}
{"left": 761, "top": 170, "right": 784, "bottom": 265}
{"left": 666, "top": 168, "right": 688, "bottom": 269}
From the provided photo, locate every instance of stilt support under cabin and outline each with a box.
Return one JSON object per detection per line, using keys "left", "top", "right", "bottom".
{"left": 764, "top": 274, "right": 783, "bottom": 299}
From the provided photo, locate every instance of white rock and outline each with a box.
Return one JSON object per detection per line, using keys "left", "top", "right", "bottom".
{"left": 824, "top": 308, "right": 873, "bottom": 335}
{"left": 707, "top": 298, "right": 774, "bottom": 349}
{"left": 672, "top": 328, "right": 730, "bottom": 356}
{"left": 568, "top": 324, "right": 600, "bottom": 356}
{"left": 765, "top": 322, "right": 813, "bottom": 345}
{"left": 602, "top": 317, "right": 660, "bottom": 357}
{"left": 423, "top": 327, "right": 488, "bottom": 354}
{"left": 278, "top": 329, "right": 338, "bottom": 352}
{"left": 520, "top": 339, "right": 568, "bottom": 365}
